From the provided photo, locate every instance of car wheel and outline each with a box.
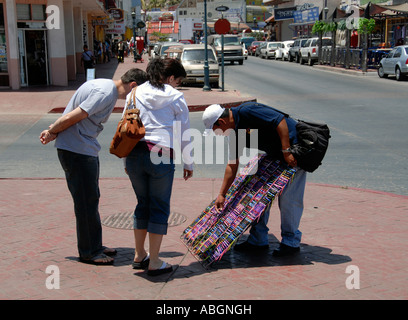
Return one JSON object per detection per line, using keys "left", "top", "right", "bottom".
{"left": 378, "top": 65, "right": 388, "bottom": 78}
{"left": 288, "top": 55, "right": 293, "bottom": 62}
{"left": 395, "top": 66, "right": 404, "bottom": 81}
{"left": 239, "top": 60, "right": 243, "bottom": 65}
{"left": 300, "top": 56, "right": 304, "bottom": 65}
{"left": 308, "top": 55, "right": 314, "bottom": 66}
{"left": 296, "top": 54, "right": 300, "bottom": 63}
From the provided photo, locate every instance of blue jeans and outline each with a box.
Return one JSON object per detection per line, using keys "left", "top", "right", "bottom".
{"left": 57, "top": 149, "right": 103, "bottom": 259}
{"left": 248, "top": 168, "right": 307, "bottom": 248}
{"left": 126, "top": 144, "right": 175, "bottom": 235}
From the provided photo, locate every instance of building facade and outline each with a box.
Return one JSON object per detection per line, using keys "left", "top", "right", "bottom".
{"left": 0, "top": 0, "right": 131, "bottom": 90}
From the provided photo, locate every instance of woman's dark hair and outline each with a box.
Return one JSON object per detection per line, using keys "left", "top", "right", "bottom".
{"left": 121, "top": 68, "right": 148, "bottom": 85}
{"left": 147, "top": 57, "right": 186, "bottom": 90}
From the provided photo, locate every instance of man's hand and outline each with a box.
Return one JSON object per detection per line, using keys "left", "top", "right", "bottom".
{"left": 215, "top": 194, "right": 226, "bottom": 212}
{"left": 283, "top": 152, "right": 297, "bottom": 167}
{"left": 39, "top": 130, "right": 57, "bottom": 145}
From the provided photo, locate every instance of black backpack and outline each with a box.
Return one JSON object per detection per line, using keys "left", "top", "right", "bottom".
{"left": 289, "top": 120, "right": 331, "bottom": 172}
{"left": 237, "top": 102, "right": 331, "bottom": 173}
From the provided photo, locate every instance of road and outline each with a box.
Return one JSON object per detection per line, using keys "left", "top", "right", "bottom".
{"left": 222, "top": 56, "right": 408, "bottom": 196}
{"left": 1, "top": 57, "right": 407, "bottom": 196}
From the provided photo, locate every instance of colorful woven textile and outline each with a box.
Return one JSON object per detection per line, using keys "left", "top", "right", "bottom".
{"left": 181, "top": 154, "right": 297, "bottom": 268}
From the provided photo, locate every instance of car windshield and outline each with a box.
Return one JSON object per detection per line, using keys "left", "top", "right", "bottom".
{"left": 405, "top": 47, "right": 408, "bottom": 55}
{"left": 182, "top": 49, "right": 217, "bottom": 63}
{"left": 214, "top": 37, "right": 240, "bottom": 46}
{"left": 161, "top": 44, "right": 181, "bottom": 54}
{"left": 269, "top": 43, "right": 280, "bottom": 48}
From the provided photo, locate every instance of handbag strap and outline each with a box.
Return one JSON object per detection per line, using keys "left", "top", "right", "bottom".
{"left": 126, "top": 88, "right": 137, "bottom": 110}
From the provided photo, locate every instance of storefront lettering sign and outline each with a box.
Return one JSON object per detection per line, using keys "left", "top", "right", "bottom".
{"left": 297, "top": 3, "right": 315, "bottom": 12}
{"left": 274, "top": 7, "right": 296, "bottom": 21}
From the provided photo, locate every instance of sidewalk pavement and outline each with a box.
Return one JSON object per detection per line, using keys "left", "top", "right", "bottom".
{"left": 0, "top": 54, "right": 407, "bottom": 302}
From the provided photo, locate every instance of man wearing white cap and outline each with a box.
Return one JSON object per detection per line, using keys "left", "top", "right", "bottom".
{"left": 202, "top": 102, "right": 306, "bottom": 257}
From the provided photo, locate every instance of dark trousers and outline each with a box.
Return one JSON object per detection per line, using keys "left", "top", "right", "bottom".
{"left": 57, "top": 149, "right": 103, "bottom": 259}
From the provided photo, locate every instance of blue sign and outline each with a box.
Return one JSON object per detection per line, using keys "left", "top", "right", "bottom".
{"left": 293, "top": 6, "right": 320, "bottom": 24}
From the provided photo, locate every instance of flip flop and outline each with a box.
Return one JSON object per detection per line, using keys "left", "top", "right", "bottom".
{"left": 147, "top": 261, "right": 173, "bottom": 276}
{"left": 79, "top": 253, "right": 114, "bottom": 266}
{"left": 132, "top": 253, "right": 150, "bottom": 269}
{"left": 103, "top": 247, "right": 117, "bottom": 256}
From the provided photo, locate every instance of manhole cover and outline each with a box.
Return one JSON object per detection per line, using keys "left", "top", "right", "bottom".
{"left": 102, "top": 211, "right": 187, "bottom": 229}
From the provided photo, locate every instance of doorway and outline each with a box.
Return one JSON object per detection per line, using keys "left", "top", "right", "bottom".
{"left": 18, "top": 29, "right": 49, "bottom": 86}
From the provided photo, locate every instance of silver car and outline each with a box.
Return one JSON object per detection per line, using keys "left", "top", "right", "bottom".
{"left": 378, "top": 45, "right": 408, "bottom": 81}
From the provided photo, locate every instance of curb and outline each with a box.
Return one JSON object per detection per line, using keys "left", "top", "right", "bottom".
{"left": 48, "top": 98, "right": 257, "bottom": 114}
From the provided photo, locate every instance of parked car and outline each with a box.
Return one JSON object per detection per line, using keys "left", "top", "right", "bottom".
{"left": 243, "top": 46, "right": 248, "bottom": 60}
{"left": 378, "top": 45, "right": 408, "bottom": 81}
{"left": 275, "top": 40, "right": 294, "bottom": 60}
{"left": 288, "top": 38, "right": 308, "bottom": 63}
{"left": 158, "top": 42, "right": 182, "bottom": 58}
{"left": 208, "top": 34, "right": 244, "bottom": 65}
{"left": 151, "top": 42, "right": 163, "bottom": 59}
{"left": 240, "top": 37, "right": 256, "bottom": 50}
{"left": 300, "top": 37, "right": 332, "bottom": 66}
{"left": 180, "top": 44, "right": 220, "bottom": 88}
{"left": 260, "top": 41, "right": 285, "bottom": 59}
{"left": 248, "top": 41, "right": 264, "bottom": 56}
{"left": 255, "top": 42, "right": 267, "bottom": 57}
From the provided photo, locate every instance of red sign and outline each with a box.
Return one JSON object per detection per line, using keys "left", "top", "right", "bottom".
{"left": 214, "top": 18, "right": 230, "bottom": 35}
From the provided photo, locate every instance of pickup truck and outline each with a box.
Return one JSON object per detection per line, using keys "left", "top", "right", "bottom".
{"left": 299, "top": 37, "right": 332, "bottom": 66}
{"left": 208, "top": 34, "right": 244, "bottom": 65}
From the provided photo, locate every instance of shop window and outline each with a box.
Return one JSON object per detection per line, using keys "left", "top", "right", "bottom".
{"left": 17, "top": 4, "right": 31, "bottom": 20}
{"left": 32, "top": 5, "right": 46, "bottom": 20}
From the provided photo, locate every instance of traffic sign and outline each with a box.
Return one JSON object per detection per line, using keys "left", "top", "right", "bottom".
{"left": 214, "top": 18, "right": 230, "bottom": 35}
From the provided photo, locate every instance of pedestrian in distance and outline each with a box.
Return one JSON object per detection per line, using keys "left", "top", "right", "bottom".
{"left": 124, "top": 58, "right": 193, "bottom": 276}
{"left": 118, "top": 41, "right": 124, "bottom": 63}
{"left": 39, "top": 68, "right": 149, "bottom": 265}
{"left": 80, "top": 45, "right": 95, "bottom": 81}
{"left": 202, "top": 102, "right": 306, "bottom": 257}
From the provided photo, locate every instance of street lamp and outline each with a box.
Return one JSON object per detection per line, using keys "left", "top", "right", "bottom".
{"left": 131, "top": 11, "right": 137, "bottom": 63}
{"left": 203, "top": 0, "right": 211, "bottom": 91}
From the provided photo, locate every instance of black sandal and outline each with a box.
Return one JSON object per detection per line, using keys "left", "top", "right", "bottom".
{"left": 147, "top": 261, "right": 173, "bottom": 276}
{"left": 79, "top": 253, "right": 114, "bottom": 266}
{"left": 132, "top": 253, "right": 150, "bottom": 269}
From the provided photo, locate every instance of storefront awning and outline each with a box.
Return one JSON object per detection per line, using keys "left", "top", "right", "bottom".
{"left": 147, "top": 21, "right": 179, "bottom": 34}
{"left": 375, "top": 3, "right": 408, "bottom": 14}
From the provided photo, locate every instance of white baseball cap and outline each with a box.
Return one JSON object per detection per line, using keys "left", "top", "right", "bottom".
{"left": 202, "top": 104, "right": 225, "bottom": 136}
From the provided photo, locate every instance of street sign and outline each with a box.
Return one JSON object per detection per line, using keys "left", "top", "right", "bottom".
{"left": 214, "top": 18, "right": 230, "bottom": 35}
{"left": 136, "top": 21, "right": 145, "bottom": 28}
{"left": 215, "top": 6, "right": 229, "bottom": 12}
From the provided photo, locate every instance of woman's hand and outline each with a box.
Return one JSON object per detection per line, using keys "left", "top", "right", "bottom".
{"left": 183, "top": 169, "right": 193, "bottom": 181}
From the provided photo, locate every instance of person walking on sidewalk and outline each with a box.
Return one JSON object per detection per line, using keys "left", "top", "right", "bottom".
{"left": 125, "top": 58, "right": 194, "bottom": 276}
{"left": 202, "top": 103, "right": 306, "bottom": 257}
{"left": 80, "top": 45, "right": 94, "bottom": 80}
{"left": 39, "top": 68, "right": 148, "bottom": 265}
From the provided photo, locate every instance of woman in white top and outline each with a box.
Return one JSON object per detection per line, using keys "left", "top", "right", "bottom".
{"left": 125, "top": 58, "right": 193, "bottom": 276}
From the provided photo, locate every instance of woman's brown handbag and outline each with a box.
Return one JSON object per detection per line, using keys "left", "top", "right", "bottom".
{"left": 109, "top": 88, "right": 145, "bottom": 158}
